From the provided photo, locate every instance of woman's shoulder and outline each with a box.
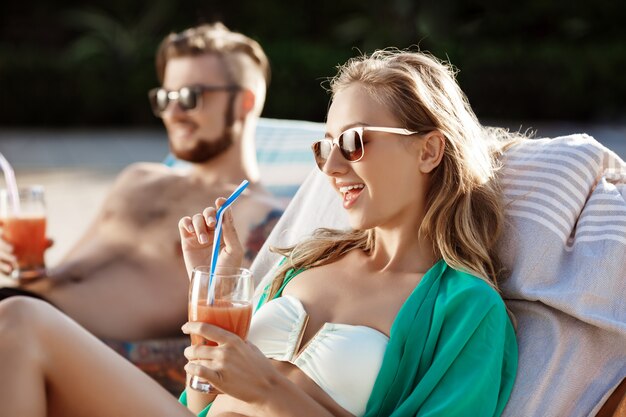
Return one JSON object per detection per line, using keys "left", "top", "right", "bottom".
{"left": 439, "top": 264, "right": 507, "bottom": 313}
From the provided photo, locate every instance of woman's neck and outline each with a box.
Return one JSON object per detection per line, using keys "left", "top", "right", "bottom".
{"left": 367, "top": 226, "right": 438, "bottom": 274}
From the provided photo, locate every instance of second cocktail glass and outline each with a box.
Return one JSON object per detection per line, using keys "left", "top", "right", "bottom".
{"left": 188, "top": 265, "right": 254, "bottom": 393}
{"left": 0, "top": 185, "right": 47, "bottom": 280}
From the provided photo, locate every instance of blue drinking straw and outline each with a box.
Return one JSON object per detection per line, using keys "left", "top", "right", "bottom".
{"left": 207, "top": 179, "right": 249, "bottom": 303}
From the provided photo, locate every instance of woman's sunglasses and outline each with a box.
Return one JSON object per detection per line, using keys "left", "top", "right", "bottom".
{"left": 311, "top": 126, "right": 422, "bottom": 170}
{"left": 148, "top": 84, "right": 240, "bottom": 117}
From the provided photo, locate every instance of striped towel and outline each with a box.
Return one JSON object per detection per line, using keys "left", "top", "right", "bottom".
{"left": 254, "top": 118, "right": 323, "bottom": 198}
{"left": 498, "top": 134, "right": 626, "bottom": 417}
{"left": 251, "top": 134, "right": 626, "bottom": 417}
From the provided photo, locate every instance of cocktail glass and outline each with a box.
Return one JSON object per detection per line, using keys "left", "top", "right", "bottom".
{"left": 188, "top": 265, "right": 254, "bottom": 393}
{"left": 0, "top": 186, "right": 47, "bottom": 280}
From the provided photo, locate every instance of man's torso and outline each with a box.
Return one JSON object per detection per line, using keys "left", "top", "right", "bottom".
{"left": 23, "top": 163, "right": 282, "bottom": 340}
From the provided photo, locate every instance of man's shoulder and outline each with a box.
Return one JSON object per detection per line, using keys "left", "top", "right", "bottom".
{"left": 114, "top": 163, "right": 183, "bottom": 186}
{"left": 118, "top": 162, "right": 171, "bottom": 177}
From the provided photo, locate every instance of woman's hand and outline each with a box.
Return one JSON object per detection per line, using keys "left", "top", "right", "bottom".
{"left": 178, "top": 197, "right": 244, "bottom": 280}
{"left": 182, "top": 321, "right": 279, "bottom": 405}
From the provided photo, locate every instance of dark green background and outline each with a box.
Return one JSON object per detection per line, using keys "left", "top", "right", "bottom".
{"left": 1, "top": 0, "right": 625, "bottom": 126}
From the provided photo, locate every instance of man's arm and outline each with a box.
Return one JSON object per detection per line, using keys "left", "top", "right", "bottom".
{"left": 50, "top": 163, "right": 158, "bottom": 278}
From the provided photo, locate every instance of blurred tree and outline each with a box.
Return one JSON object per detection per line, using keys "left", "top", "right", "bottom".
{"left": 60, "top": 0, "right": 176, "bottom": 123}
{"left": 0, "top": 0, "right": 624, "bottom": 126}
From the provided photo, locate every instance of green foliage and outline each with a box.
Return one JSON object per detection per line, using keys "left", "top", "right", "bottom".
{"left": 0, "top": 0, "right": 624, "bottom": 126}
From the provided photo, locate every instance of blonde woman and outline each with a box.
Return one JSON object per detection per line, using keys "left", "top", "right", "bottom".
{"left": 0, "top": 50, "right": 517, "bottom": 417}
{"left": 179, "top": 48, "right": 519, "bottom": 416}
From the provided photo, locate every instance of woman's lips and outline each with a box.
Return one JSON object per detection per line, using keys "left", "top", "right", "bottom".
{"left": 339, "top": 184, "right": 365, "bottom": 209}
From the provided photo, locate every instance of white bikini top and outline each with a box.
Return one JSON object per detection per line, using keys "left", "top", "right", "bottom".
{"left": 247, "top": 295, "right": 389, "bottom": 417}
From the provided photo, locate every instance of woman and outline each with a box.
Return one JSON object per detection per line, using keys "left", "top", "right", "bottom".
{"left": 0, "top": 49, "right": 518, "bottom": 417}
{"left": 178, "top": 49, "right": 518, "bottom": 416}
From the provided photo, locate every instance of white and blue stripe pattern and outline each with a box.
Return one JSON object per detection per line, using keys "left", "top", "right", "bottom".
{"left": 254, "top": 118, "right": 324, "bottom": 198}
{"left": 502, "top": 134, "right": 626, "bottom": 246}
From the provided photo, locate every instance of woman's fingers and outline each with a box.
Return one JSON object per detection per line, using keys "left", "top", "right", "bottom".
{"left": 182, "top": 322, "right": 238, "bottom": 346}
{"left": 215, "top": 197, "right": 227, "bottom": 210}
{"left": 184, "top": 343, "right": 223, "bottom": 362}
{"left": 212, "top": 197, "right": 243, "bottom": 262}
{"left": 182, "top": 320, "right": 279, "bottom": 402}
{"left": 179, "top": 213, "right": 214, "bottom": 245}
{"left": 221, "top": 209, "right": 243, "bottom": 258}
{"left": 184, "top": 362, "right": 222, "bottom": 384}
{"left": 178, "top": 196, "right": 242, "bottom": 261}
{"left": 178, "top": 216, "right": 194, "bottom": 236}
{"left": 191, "top": 213, "right": 210, "bottom": 244}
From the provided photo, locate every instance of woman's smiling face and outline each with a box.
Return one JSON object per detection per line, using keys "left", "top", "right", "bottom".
{"left": 323, "top": 83, "right": 431, "bottom": 231}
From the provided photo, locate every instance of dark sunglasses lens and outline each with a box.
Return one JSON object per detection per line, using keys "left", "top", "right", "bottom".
{"left": 312, "top": 141, "right": 332, "bottom": 169}
{"left": 339, "top": 130, "right": 363, "bottom": 161}
{"left": 156, "top": 89, "right": 170, "bottom": 112}
{"left": 148, "top": 89, "right": 167, "bottom": 116}
{"left": 179, "top": 87, "right": 198, "bottom": 110}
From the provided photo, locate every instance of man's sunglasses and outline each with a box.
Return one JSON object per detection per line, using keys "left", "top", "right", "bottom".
{"left": 311, "top": 126, "right": 422, "bottom": 170}
{"left": 148, "top": 84, "right": 240, "bottom": 116}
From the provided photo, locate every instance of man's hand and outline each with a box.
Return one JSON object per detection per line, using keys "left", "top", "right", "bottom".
{"left": 0, "top": 219, "right": 16, "bottom": 274}
{"left": 0, "top": 238, "right": 17, "bottom": 275}
{"left": 0, "top": 232, "right": 53, "bottom": 275}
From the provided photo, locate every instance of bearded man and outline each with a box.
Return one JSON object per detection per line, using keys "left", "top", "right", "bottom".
{"left": 0, "top": 23, "right": 282, "bottom": 342}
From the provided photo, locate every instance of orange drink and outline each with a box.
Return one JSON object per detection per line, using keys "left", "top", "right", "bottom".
{"left": 188, "top": 300, "right": 253, "bottom": 346}
{"left": 0, "top": 186, "right": 47, "bottom": 279}
{"left": 188, "top": 266, "right": 254, "bottom": 393}
{"left": 1, "top": 216, "right": 46, "bottom": 277}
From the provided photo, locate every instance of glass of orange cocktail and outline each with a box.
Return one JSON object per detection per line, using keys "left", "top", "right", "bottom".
{"left": 188, "top": 265, "right": 254, "bottom": 393}
{"left": 0, "top": 186, "right": 47, "bottom": 280}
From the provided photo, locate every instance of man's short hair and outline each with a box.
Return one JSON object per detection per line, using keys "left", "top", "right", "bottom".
{"left": 155, "top": 22, "right": 270, "bottom": 111}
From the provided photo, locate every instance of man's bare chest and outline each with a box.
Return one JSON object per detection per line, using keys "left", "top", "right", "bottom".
{"left": 99, "top": 186, "right": 210, "bottom": 236}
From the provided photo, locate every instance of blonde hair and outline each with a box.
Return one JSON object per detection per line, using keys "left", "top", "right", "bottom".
{"left": 267, "top": 49, "right": 527, "bottom": 300}
{"left": 155, "top": 22, "right": 270, "bottom": 114}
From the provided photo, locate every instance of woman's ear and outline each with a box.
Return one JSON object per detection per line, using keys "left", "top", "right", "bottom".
{"left": 418, "top": 131, "right": 446, "bottom": 174}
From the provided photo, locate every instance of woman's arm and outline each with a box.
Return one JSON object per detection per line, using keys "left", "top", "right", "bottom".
{"left": 255, "top": 373, "right": 354, "bottom": 417}
{"left": 183, "top": 322, "right": 353, "bottom": 417}
{"left": 184, "top": 379, "right": 218, "bottom": 415}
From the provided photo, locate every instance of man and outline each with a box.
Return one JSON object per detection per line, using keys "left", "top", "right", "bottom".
{"left": 0, "top": 23, "right": 282, "bottom": 342}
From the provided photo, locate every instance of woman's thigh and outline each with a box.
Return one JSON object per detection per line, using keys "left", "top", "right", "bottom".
{"left": 0, "top": 297, "right": 193, "bottom": 417}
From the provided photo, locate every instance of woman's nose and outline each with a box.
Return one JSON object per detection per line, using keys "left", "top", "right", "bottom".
{"left": 322, "top": 144, "right": 349, "bottom": 176}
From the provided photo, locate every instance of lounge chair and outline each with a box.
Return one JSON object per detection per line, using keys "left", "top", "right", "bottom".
{"left": 250, "top": 129, "right": 626, "bottom": 417}
{"left": 131, "top": 119, "right": 626, "bottom": 416}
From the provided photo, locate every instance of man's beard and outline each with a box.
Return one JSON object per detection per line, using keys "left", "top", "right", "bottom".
{"left": 169, "top": 92, "right": 236, "bottom": 163}
{"left": 170, "top": 131, "right": 233, "bottom": 163}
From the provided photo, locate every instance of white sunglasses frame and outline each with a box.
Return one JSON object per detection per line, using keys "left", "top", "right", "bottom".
{"left": 311, "top": 126, "right": 422, "bottom": 169}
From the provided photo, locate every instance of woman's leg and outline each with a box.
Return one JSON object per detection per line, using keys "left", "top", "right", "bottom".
{"left": 0, "top": 296, "right": 193, "bottom": 417}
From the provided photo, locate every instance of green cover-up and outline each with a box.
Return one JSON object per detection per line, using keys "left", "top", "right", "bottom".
{"left": 180, "top": 259, "right": 518, "bottom": 416}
